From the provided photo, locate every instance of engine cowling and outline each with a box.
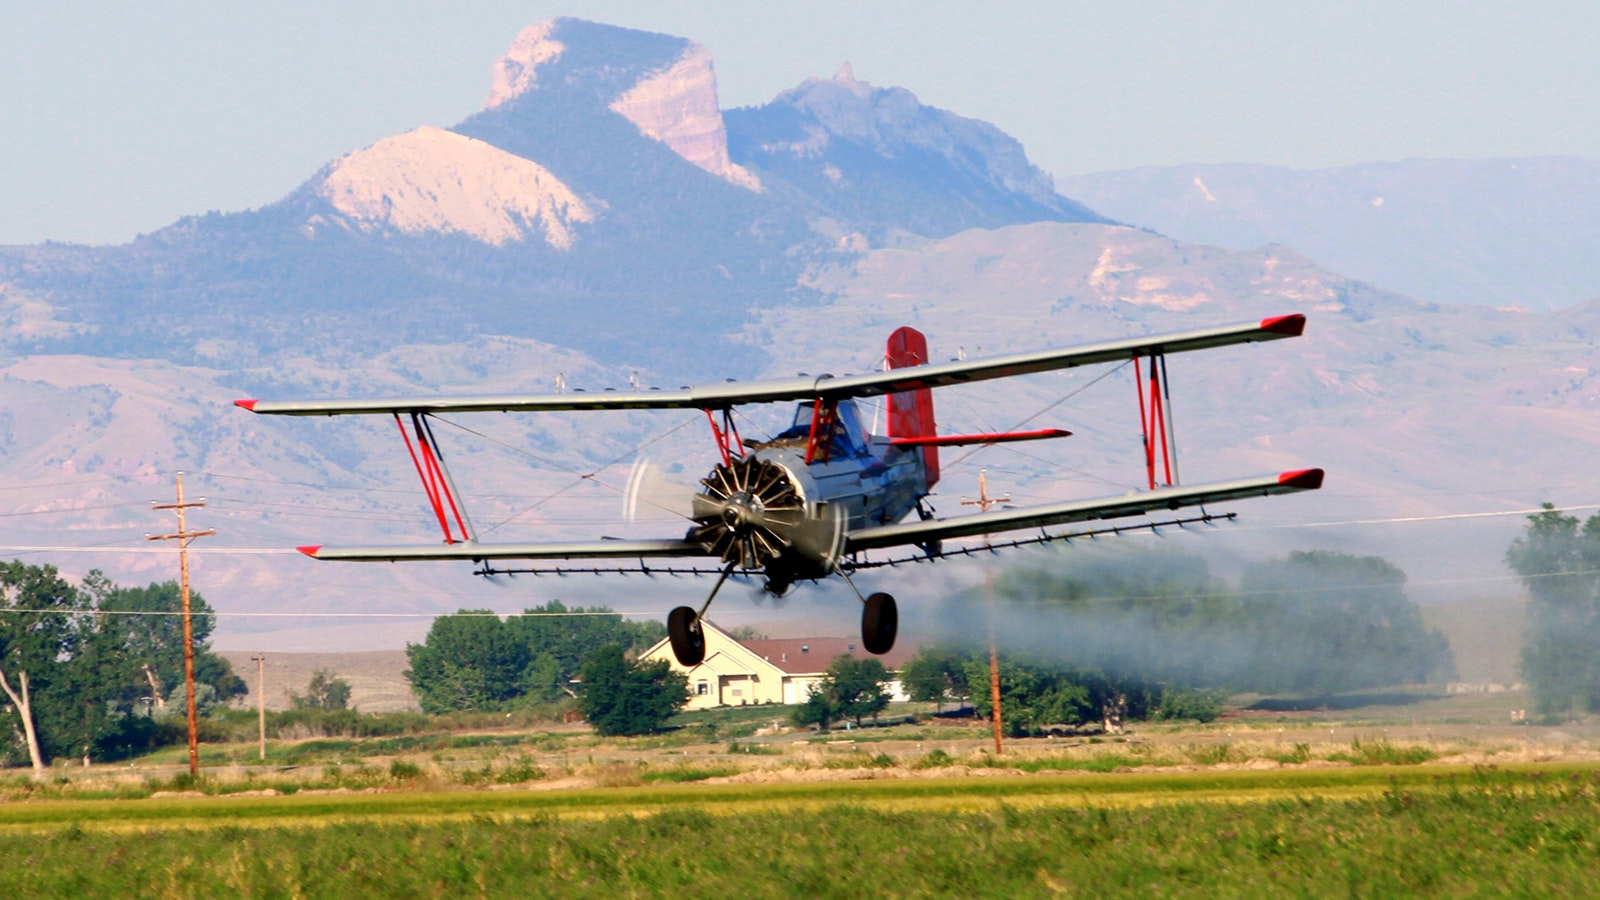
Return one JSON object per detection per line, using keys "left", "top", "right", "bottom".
{"left": 689, "top": 456, "right": 803, "bottom": 570}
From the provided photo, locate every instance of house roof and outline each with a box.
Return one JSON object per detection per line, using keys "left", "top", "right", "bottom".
{"left": 738, "top": 636, "right": 918, "bottom": 675}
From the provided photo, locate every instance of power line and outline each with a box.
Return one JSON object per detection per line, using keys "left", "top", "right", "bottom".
{"left": 1231, "top": 503, "right": 1600, "bottom": 531}
{"left": 0, "top": 545, "right": 298, "bottom": 554}
{"left": 0, "top": 501, "right": 149, "bottom": 519}
{"left": 0, "top": 608, "right": 663, "bottom": 619}
{"left": 5, "top": 502, "right": 1595, "bottom": 558}
{"left": 0, "top": 562, "right": 1580, "bottom": 620}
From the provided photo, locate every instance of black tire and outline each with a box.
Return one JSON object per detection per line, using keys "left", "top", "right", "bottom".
{"left": 861, "top": 592, "right": 898, "bottom": 655}
{"left": 667, "top": 606, "right": 706, "bottom": 667}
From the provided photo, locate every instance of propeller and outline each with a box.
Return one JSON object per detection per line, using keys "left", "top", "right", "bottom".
{"left": 621, "top": 458, "right": 698, "bottom": 523}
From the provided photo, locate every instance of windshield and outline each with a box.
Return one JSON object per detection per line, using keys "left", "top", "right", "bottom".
{"left": 775, "top": 399, "right": 869, "bottom": 458}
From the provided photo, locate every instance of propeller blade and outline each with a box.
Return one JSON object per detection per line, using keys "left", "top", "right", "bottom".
{"left": 622, "top": 458, "right": 697, "bottom": 523}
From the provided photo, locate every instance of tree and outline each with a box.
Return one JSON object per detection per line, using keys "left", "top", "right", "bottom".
{"left": 976, "top": 545, "right": 1453, "bottom": 697}
{"left": 290, "top": 668, "right": 352, "bottom": 710}
{"left": 1235, "top": 551, "right": 1455, "bottom": 693}
{"left": 578, "top": 644, "right": 687, "bottom": 736}
{"left": 0, "top": 561, "right": 85, "bottom": 770}
{"left": 88, "top": 578, "right": 246, "bottom": 711}
{"left": 509, "top": 600, "right": 665, "bottom": 698}
{"left": 0, "top": 565, "right": 250, "bottom": 766}
{"left": 404, "top": 603, "right": 668, "bottom": 714}
{"left": 791, "top": 689, "right": 836, "bottom": 731}
{"left": 1506, "top": 504, "right": 1600, "bottom": 714}
{"left": 790, "top": 655, "right": 891, "bottom": 730}
{"left": 829, "top": 656, "right": 891, "bottom": 726}
{"left": 964, "top": 657, "right": 1092, "bottom": 736}
{"left": 898, "top": 646, "right": 973, "bottom": 710}
{"left": 405, "top": 611, "right": 531, "bottom": 714}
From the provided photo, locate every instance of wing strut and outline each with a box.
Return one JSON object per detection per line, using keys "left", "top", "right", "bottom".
{"left": 1134, "top": 351, "right": 1179, "bottom": 490}
{"left": 704, "top": 408, "right": 746, "bottom": 467}
{"left": 395, "top": 413, "right": 475, "bottom": 544}
{"left": 804, "top": 399, "right": 839, "bottom": 464}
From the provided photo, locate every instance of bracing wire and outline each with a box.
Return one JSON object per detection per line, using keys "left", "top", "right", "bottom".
{"left": 428, "top": 411, "right": 703, "bottom": 534}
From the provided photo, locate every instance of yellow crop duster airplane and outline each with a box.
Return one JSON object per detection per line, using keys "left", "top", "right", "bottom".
{"left": 237, "top": 315, "right": 1322, "bottom": 667}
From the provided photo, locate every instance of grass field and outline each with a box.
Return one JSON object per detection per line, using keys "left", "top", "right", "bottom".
{"left": 3, "top": 692, "right": 1598, "bottom": 895}
{"left": 1, "top": 765, "right": 1598, "bottom": 896}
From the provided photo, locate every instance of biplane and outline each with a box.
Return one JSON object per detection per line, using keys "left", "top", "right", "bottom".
{"left": 236, "top": 315, "right": 1323, "bottom": 667}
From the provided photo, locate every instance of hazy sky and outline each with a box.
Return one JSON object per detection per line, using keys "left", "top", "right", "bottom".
{"left": 4, "top": 1, "right": 1598, "bottom": 245}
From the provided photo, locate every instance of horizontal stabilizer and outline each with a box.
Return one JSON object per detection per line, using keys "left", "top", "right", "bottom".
{"left": 889, "top": 428, "right": 1071, "bottom": 448}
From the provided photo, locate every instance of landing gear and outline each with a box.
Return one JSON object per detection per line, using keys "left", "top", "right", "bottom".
{"left": 667, "top": 606, "right": 706, "bottom": 666}
{"left": 861, "top": 592, "right": 898, "bottom": 655}
{"left": 668, "top": 562, "right": 738, "bottom": 667}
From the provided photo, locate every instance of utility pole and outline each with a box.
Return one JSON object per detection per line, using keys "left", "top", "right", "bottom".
{"left": 962, "top": 469, "right": 1010, "bottom": 756}
{"left": 148, "top": 472, "right": 214, "bottom": 779}
{"left": 251, "top": 654, "right": 266, "bottom": 761}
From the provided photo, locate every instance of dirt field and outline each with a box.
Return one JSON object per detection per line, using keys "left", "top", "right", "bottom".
{"left": 218, "top": 650, "right": 417, "bottom": 712}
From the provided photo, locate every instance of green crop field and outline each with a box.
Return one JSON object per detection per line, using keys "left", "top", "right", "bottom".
{"left": 2, "top": 764, "right": 1598, "bottom": 896}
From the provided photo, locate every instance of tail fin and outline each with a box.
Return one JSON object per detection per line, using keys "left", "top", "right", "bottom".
{"left": 886, "top": 326, "right": 939, "bottom": 490}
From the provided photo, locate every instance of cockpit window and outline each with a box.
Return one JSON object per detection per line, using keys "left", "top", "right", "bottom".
{"left": 775, "top": 399, "right": 869, "bottom": 458}
{"left": 832, "top": 401, "right": 867, "bottom": 454}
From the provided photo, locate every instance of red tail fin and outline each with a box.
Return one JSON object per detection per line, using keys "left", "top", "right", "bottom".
{"left": 886, "top": 326, "right": 939, "bottom": 490}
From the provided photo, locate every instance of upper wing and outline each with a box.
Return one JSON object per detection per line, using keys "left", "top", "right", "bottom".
{"left": 844, "top": 469, "right": 1324, "bottom": 553}
{"left": 296, "top": 538, "right": 709, "bottom": 563}
{"left": 235, "top": 315, "right": 1305, "bottom": 416}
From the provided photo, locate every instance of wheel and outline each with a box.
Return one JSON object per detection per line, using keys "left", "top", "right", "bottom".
{"left": 861, "top": 592, "right": 898, "bottom": 655}
{"left": 667, "top": 606, "right": 706, "bottom": 667}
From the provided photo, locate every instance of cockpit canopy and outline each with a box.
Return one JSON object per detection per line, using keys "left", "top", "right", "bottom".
{"left": 772, "top": 399, "right": 871, "bottom": 459}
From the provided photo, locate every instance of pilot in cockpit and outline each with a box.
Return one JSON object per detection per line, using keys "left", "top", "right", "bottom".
{"left": 774, "top": 399, "right": 871, "bottom": 459}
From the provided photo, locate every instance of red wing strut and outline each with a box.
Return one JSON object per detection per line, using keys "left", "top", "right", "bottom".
{"left": 395, "top": 412, "right": 474, "bottom": 544}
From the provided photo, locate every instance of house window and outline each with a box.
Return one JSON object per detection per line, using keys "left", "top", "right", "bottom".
{"left": 730, "top": 687, "right": 742, "bottom": 697}
{"left": 696, "top": 682, "right": 709, "bottom": 696}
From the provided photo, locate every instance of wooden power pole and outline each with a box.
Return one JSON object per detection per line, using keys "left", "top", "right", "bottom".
{"left": 148, "top": 472, "right": 214, "bottom": 778}
{"left": 251, "top": 654, "right": 266, "bottom": 761}
{"left": 962, "top": 469, "right": 1010, "bottom": 756}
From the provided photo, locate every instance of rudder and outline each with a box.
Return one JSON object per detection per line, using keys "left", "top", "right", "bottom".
{"left": 886, "top": 326, "right": 939, "bottom": 489}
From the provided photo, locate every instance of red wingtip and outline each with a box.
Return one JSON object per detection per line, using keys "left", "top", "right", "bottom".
{"left": 1259, "top": 314, "right": 1307, "bottom": 336}
{"left": 234, "top": 399, "right": 259, "bottom": 411}
{"left": 296, "top": 545, "right": 323, "bottom": 558}
{"left": 1277, "top": 468, "right": 1325, "bottom": 490}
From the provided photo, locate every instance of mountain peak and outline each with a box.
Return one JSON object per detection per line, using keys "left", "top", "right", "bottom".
{"left": 607, "top": 42, "right": 761, "bottom": 191}
{"left": 482, "top": 20, "right": 565, "bottom": 112}
{"left": 315, "top": 126, "right": 593, "bottom": 248}
{"left": 726, "top": 73, "right": 1106, "bottom": 237}
{"left": 478, "top": 18, "right": 758, "bottom": 191}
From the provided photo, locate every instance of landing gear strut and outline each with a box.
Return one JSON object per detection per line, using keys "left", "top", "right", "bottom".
{"left": 861, "top": 592, "right": 898, "bottom": 655}
{"left": 667, "top": 562, "right": 738, "bottom": 667}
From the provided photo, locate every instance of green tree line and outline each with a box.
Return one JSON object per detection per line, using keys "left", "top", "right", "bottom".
{"left": 404, "top": 601, "right": 666, "bottom": 714}
{"left": 0, "top": 561, "right": 244, "bottom": 767}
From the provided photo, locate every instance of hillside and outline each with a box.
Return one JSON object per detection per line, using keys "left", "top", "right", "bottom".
{"left": 1057, "top": 158, "right": 1600, "bottom": 311}
{"left": 6, "top": 220, "right": 1593, "bottom": 653}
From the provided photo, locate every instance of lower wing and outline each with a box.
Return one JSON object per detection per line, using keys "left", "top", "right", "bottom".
{"left": 296, "top": 538, "right": 708, "bottom": 562}
{"left": 844, "top": 469, "right": 1323, "bottom": 553}
{"left": 294, "top": 469, "right": 1322, "bottom": 563}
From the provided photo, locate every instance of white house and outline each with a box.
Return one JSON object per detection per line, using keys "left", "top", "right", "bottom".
{"left": 639, "top": 619, "right": 917, "bottom": 710}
